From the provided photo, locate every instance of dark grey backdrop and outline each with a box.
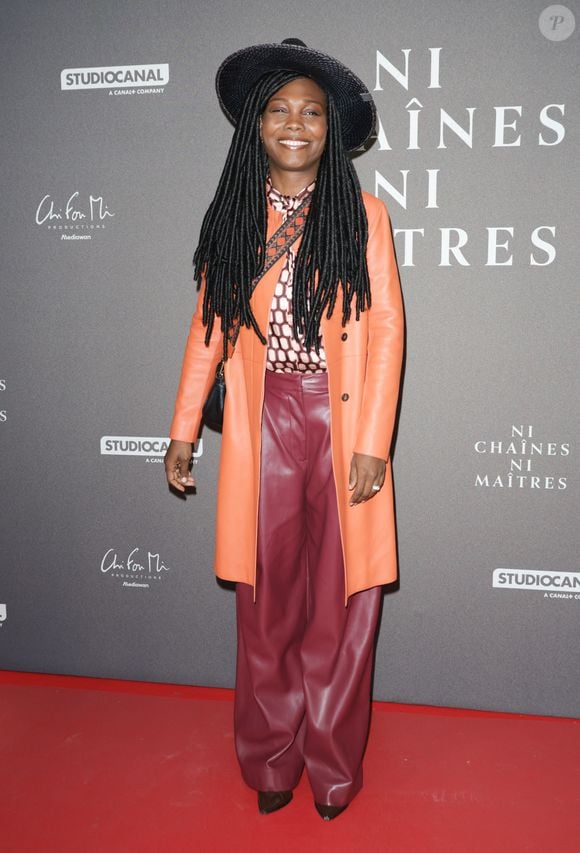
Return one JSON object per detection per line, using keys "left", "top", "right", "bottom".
{"left": 1, "top": 0, "right": 578, "bottom": 716}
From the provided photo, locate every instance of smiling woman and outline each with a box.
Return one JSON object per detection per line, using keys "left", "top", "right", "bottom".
{"left": 260, "top": 77, "right": 328, "bottom": 193}
{"left": 164, "top": 38, "right": 405, "bottom": 822}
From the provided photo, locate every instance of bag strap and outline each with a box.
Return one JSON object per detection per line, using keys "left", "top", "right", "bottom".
{"left": 256, "top": 194, "right": 311, "bottom": 283}
{"left": 228, "top": 195, "right": 310, "bottom": 350}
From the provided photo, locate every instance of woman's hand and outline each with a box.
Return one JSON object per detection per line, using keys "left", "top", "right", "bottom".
{"left": 164, "top": 439, "right": 195, "bottom": 492}
{"left": 348, "top": 452, "right": 386, "bottom": 506}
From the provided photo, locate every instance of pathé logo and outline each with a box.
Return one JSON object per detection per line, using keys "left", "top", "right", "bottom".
{"left": 539, "top": 5, "right": 576, "bottom": 40}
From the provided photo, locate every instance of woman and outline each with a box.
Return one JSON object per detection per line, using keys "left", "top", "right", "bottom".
{"left": 164, "top": 39, "right": 404, "bottom": 821}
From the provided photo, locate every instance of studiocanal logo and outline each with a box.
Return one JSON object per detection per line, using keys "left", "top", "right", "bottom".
{"left": 473, "top": 424, "right": 570, "bottom": 491}
{"left": 100, "top": 546, "right": 174, "bottom": 589}
{"left": 61, "top": 63, "right": 169, "bottom": 96}
{"left": 35, "top": 190, "right": 115, "bottom": 240}
{"left": 493, "top": 568, "right": 580, "bottom": 602}
{"left": 100, "top": 435, "right": 203, "bottom": 464}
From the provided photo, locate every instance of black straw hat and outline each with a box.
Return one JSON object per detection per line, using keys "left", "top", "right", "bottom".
{"left": 215, "top": 38, "right": 376, "bottom": 152}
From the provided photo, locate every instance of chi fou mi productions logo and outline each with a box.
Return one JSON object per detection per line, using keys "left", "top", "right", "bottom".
{"left": 35, "top": 190, "right": 115, "bottom": 240}
{"left": 473, "top": 424, "right": 570, "bottom": 491}
{"left": 101, "top": 546, "right": 174, "bottom": 589}
{"left": 493, "top": 568, "right": 580, "bottom": 602}
{"left": 100, "top": 435, "right": 203, "bottom": 463}
{"left": 61, "top": 63, "right": 169, "bottom": 95}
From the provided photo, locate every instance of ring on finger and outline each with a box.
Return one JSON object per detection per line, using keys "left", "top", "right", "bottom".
{"left": 371, "top": 484, "right": 381, "bottom": 491}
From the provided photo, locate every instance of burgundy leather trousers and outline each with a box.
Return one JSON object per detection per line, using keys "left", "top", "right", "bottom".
{"left": 234, "top": 369, "right": 382, "bottom": 807}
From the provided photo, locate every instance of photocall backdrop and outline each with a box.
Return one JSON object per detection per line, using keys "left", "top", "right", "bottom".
{"left": 1, "top": 0, "right": 578, "bottom": 717}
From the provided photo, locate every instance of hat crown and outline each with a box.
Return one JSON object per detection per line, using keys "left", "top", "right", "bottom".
{"left": 281, "top": 38, "right": 307, "bottom": 48}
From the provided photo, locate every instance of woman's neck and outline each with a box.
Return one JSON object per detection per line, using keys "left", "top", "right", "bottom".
{"left": 267, "top": 165, "right": 318, "bottom": 197}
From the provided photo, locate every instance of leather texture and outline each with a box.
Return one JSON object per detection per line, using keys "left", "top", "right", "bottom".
{"left": 201, "top": 363, "right": 226, "bottom": 431}
{"left": 234, "top": 371, "right": 381, "bottom": 807}
{"left": 169, "top": 191, "right": 405, "bottom": 602}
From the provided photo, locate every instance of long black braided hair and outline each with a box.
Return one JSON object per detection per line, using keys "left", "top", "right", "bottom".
{"left": 193, "top": 69, "right": 371, "bottom": 359}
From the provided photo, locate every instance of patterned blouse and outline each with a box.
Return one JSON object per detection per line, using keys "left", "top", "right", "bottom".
{"left": 265, "top": 176, "right": 327, "bottom": 373}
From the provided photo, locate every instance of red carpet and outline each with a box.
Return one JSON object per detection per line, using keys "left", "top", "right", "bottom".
{"left": 1, "top": 670, "right": 578, "bottom": 852}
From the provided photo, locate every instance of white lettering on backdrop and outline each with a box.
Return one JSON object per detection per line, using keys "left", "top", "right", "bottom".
{"left": 372, "top": 48, "right": 563, "bottom": 267}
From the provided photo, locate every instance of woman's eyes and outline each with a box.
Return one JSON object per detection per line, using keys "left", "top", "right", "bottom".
{"left": 269, "top": 108, "right": 320, "bottom": 116}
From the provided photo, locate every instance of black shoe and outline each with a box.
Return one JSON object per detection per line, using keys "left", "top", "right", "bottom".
{"left": 258, "top": 789, "right": 293, "bottom": 815}
{"left": 315, "top": 802, "right": 348, "bottom": 821}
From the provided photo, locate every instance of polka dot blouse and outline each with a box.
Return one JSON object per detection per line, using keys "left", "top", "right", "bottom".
{"left": 265, "top": 176, "right": 327, "bottom": 374}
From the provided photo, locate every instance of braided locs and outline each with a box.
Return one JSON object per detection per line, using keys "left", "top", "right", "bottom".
{"left": 193, "top": 69, "right": 371, "bottom": 359}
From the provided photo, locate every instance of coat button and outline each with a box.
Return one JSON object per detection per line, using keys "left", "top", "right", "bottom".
{"left": 341, "top": 393, "right": 349, "bottom": 402}
{"left": 341, "top": 332, "right": 348, "bottom": 341}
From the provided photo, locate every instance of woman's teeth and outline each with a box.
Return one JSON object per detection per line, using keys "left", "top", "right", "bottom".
{"left": 279, "top": 140, "right": 309, "bottom": 149}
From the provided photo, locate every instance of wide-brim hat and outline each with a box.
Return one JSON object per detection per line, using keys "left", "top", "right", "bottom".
{"left": 215, "top": 38, "right": 376, "bottom": 152}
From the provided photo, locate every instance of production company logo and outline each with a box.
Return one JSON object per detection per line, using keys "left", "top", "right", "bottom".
{"left": 35, "top": 191, "right": 115, "bottom": 241}
{"left": 100, "top": 435, "right": 203, "bottom": 464}
{"left": 100, "top": 546, "right": 174, "bottom": 589}
{"left": 61, "top": 63, "right": 169, "bottom": 97}
{"left": 493, "top": 568, "right": 580, "bottom": 603}
{"left": 473, "top": 424, "right": 570, "bottom": 491}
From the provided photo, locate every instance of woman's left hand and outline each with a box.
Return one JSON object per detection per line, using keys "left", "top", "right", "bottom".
{"left": 348, "top": 453, "right": 386, "bottom": 506}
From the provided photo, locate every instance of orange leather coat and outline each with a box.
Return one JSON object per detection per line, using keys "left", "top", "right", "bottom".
{"left": 169, "top": 191, "right": 404, "bottom": 603}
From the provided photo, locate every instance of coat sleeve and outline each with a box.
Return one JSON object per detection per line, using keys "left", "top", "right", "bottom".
{"left": 168, "top": 277, "right": 223, "bottom": 443}
{"left": 353, "top": 196, "right": 405, "bottom": 461}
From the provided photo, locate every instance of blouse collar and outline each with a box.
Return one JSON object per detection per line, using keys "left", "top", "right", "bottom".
{"left": 266, "top": 173, "right": 316, "bottom": 214}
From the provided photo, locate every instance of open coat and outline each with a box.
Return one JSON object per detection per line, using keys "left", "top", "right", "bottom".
{"left": 169, "top": 191, "right": 405, "bottom": 604}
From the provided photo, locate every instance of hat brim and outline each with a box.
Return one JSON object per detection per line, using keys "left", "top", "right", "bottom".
{"left": 215, "top": 42, "right": 376, "bottom": 152}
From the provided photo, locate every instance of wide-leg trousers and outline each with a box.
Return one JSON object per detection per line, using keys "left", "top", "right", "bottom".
{"left": 234, "top": 369, "right": 382, "bottom": 807}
